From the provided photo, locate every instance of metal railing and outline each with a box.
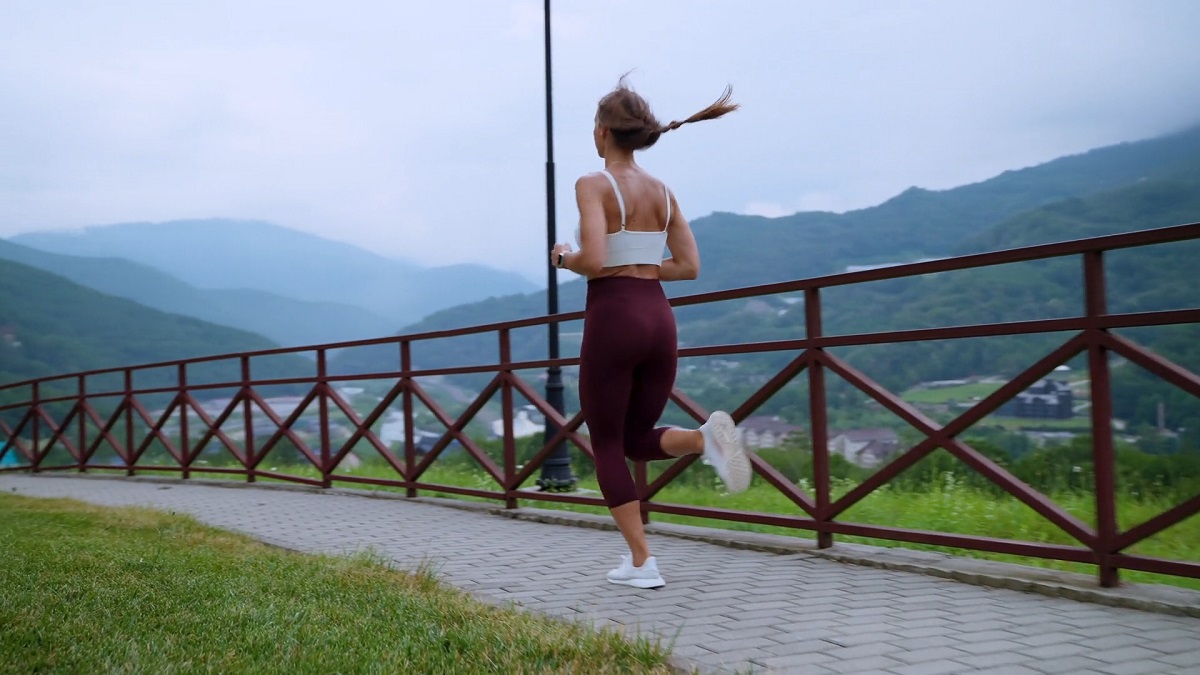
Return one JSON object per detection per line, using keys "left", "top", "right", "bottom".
{"left": 3, "top": 223, "right": 1198, "bottom": 587}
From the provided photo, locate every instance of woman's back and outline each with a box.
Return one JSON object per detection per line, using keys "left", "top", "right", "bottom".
{"left": 596, "top": 165, "right": 671, "bottom": 235}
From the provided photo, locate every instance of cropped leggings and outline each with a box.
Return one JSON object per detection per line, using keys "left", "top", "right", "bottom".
{"left": 579, "top": 277, "right": 675, "bottom": 509}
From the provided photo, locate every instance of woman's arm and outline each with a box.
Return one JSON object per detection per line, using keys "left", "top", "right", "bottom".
{"left": 552, "top": 175, "right": 607, "bottom": 277}
{"left": 659, "top": 191, "right": 699, "bottom": 281}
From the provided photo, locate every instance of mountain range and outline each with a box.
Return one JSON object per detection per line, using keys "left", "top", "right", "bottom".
{"left": 6, "top": 218, "right": 536, "bottom": 346}
{"left": 347, "top": 126, "right": 1200, "bottom": 326}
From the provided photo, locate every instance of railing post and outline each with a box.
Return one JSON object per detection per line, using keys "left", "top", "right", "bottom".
{"left": 318, "top": 349, "right": 331, "bottom": 488}
{"left": 77, "top": 375, "right": 87, "bottom": 472}
{"left": 31, "top": 381, "right": 41, "bottom": 473}
{"left": 179, "top": 363, "right": 190, "bottom": 480}
{"left": 500, "top": 329, "right": 517, "bottom": 509}
{"left": 806, "top": 287, "right": 833, "bottom": 548}
{"left": 1084, "top": 250, "right": 1120, "bottom": 587}
{"left": 242, "top": 356, "right": 255, "bottom": 483}
{"left": 124, "top": 369, "right": 134, "bottom": 476}
{"left": 402, "top": 341, "right": 416, "bottom": 498}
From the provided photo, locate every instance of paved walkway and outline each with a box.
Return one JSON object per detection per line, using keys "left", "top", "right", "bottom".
{"left": 3, "top": 474, "right": 1199, "bottom": 674}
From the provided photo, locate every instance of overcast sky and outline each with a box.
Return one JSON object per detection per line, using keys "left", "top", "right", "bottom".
{"left": 3, "top": 0, "right": 1200, "bottom": 284}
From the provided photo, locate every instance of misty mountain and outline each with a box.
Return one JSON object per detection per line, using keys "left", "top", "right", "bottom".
{"left": 9, "top": 218, "right": 537, "bottom": 328}
{"left": 328, "top": 123, "right": 1200, "bottom": 376}
{"left": 0, "top": 239, "right": 395, "bottom": 347}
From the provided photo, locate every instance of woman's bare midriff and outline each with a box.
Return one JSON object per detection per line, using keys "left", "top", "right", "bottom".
{"left": 589, "top": 263, "right": 661, "bottom": 281}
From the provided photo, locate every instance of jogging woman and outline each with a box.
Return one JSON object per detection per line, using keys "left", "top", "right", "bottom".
{"left": 551, "top": 78, "right": 750, "bottom": 589}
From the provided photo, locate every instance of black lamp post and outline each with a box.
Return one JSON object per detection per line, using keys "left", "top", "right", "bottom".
{"left": 537, "top": 0, "right": 577, "bottom": 492}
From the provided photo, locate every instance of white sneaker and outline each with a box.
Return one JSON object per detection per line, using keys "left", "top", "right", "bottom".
{"left": 606, "top": 555, "right": 665, "bottom": 589}
{"left": 700, "top": 411, "right": 751, "bottom": 493}
{"left": 606, "top": 554, "right": 632, "bottom": 582}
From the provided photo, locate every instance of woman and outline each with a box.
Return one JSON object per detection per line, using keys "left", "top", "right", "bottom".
{"left": 550, "top": 78, "right": 750, "bottom": 589}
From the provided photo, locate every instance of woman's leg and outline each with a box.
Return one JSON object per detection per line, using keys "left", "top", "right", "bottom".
{"left": 660, "top": 428, "right": 704, "bottom": 456}
{"left": 578, "top": 287, "right": 654, "bottom": 567}
{"left": 610, "top": 501, "right": 650, "bottom": 567}
{"left": 623, "top": 309, "right": 705, "bottom": 461}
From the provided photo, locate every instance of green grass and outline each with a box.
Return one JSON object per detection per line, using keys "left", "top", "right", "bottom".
{"left": 981, "top": 416, "right": 1092, "bottom": 432}
{"left": 901, "top": 381, "right": 1005, "bottom": 404}
{"left": 0, "top": 493, "right": 675, "bottom": 675}
{"left": 637, "top": 475, "right": 1200, "bottom": 591}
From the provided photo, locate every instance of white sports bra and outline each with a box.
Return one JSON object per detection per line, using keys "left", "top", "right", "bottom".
{"left": 575, "top": 169, "right": 670, "bottom": 268}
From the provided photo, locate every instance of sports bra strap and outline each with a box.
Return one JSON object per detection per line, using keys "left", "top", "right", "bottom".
{"left": 598, "top": 170, "right": 626, "bottom": 229}
{"left": 663, "top": 185, "right": 671, "bottom": 231}
{"left": 600, "top": 169, "right": 671, "bottom": 232}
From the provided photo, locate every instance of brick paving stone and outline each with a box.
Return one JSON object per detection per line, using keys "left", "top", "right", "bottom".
{"left": 1149, "top": 637, "right": 1200, "bottom": 655}
{"left": 889, "top": 646, "right": 971, "bottom": 664}
{"left": 898, "top": 625, "right": 960, "bottom": 640}
{"left": 754, "top": 650, "right": 838, "bottom": 671}
{"left": 1029, "top": 654, "right": 1110, "bottom": 674}
{"left": 1017, "top": 631, "right": 1085, "bottom": 648}
{"left": 1021, "top": 641, "right": 1093, "bottom": 660}
{"left": 895, "top": 608, "right": 956, "bottom": 621}
{"left": 760, "top": 637, "right": 834, "bottom": 657}
{"left": 1069, "top": 621, "right": 1147, "bottom": 639}
{"left": 890, "top": 659, "right": 973, "bottom": 675}
{"left": 1097, "top": 659, "right": 1189, "bottom": 675}
{"left": 974, "top": 667, "right": 1042, "bottom": 675}
{"left": 1090, "top": 644, "right": 1172, "bottom": 664}
{"left": 953, "top": 637, "right": 1026, "bottom": 655}
{"left": 822, "top": 631, "right": 902, "bottom": 648}
{"left": 4, "top": 474, "right": 1200, "bottom": 675}
{"left": 820, "top": 641, "right": 898, "bottom": 660}
{"left": 1148, "top": 627, "right": 1200, "bottom": 642}
{"left": 1155, "top": 650, "right": 1200, "bottom": 668}
{"left": 954, "top": 649, "right": 1033, "bottom": 669}
{"left": 956, "top": 619, "right": 1021, "bottom": 633}
{"left": 823, "top": 654, "right": 907, "bottom": 673}
{"left": 829, "top": 620, "right": 900, "bottom": 636}
{"left": 724, "top": 608, "right": 795, "bottom": 622}
{"left": 892, "top": 617, "right": 954, "bottom": 630}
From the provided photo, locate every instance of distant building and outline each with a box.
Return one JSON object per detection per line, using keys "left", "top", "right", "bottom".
{"left": 0, "top": 324, "right": 20, "bottom": 348}
{"left": 828, "top": 428, "right": 901, "bottom": 468}
{"left": 1001, "top": 379, "right": 1074, "bottom": 419}
{"left": 741, "top": 415, "right": 804, "bottom": 450}
{"left": 491, "top": 405, "right": 545, "bottom": 439}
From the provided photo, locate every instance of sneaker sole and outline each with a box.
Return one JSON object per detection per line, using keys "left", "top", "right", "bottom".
{"left": 608, "top": 576, "right": 666, "bottom": 589}
{"left": 709, "top": 411, "right": 751, "bottom": 493}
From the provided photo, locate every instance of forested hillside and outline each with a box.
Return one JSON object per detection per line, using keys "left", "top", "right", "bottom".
{"left": 0, "top": 260, "right": 309, "bottom": 390}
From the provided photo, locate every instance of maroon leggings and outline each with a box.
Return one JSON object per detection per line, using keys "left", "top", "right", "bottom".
{"left": 579, "top": 277, "right": 675, "bottom": 508}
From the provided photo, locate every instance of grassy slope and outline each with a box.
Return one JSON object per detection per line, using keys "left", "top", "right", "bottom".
{"left": 0, "top": 493, "right": 673, "bottom": 674}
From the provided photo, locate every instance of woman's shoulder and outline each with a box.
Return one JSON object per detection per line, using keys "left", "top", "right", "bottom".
{"left": 576, "top": 170, "right": 611, "bottom": 183}
{"left": 574, "top": 171, "right": 612, "bottom": 193}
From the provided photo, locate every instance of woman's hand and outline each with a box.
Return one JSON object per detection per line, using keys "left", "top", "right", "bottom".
{"left": 550, "top": 242, "right": 573, "bottom": 269}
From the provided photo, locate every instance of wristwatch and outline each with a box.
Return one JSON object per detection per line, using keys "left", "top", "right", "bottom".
{"left": 556, "top": 252, "right": 565, "bottom": 269}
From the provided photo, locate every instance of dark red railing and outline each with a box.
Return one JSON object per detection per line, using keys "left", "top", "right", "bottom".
{"left": 2, "top": 223, "right": 1198, "bottom": 587}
